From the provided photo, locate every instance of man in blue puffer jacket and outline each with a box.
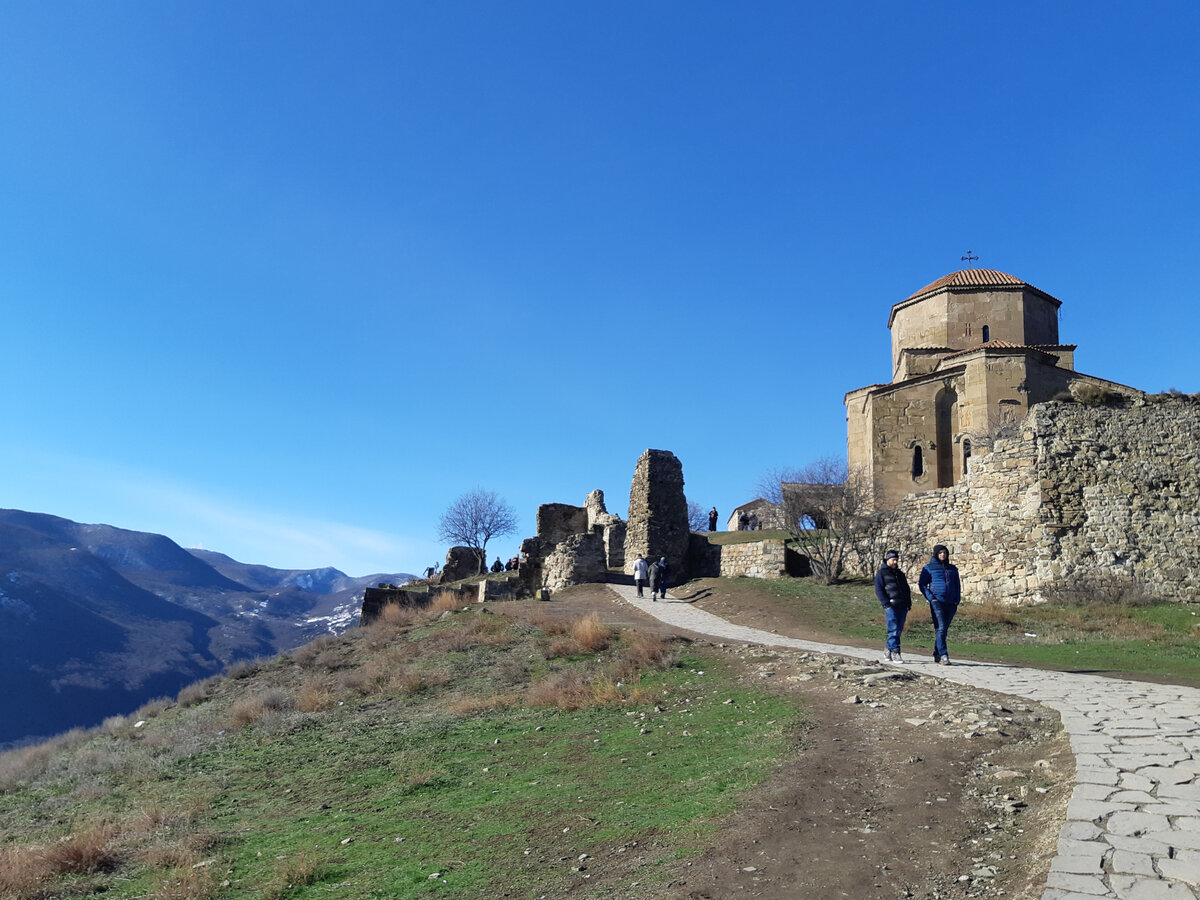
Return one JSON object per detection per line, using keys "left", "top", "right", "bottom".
{"left": 918, "top": 544, "right": 961, "bottom": 666}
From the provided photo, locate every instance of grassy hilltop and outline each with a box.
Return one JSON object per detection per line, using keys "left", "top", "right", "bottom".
{"left": 0, "top": 594, "right": 799, "bottom": 899}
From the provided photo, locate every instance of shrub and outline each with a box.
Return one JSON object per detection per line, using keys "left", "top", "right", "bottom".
{"left": 1071, "top": 383, "right": 1122, "bottom": 406}
{"left": 291, "top": 635, "right": 337, "bottom": 668}
{"left": 177, "top": 677, "right": 218, "bottom": 708}
{"left": 132, "top": 696, "right": 174, "bottom": 721}
{"left": 225, "top": 659, "right": 263, "bottom": 680}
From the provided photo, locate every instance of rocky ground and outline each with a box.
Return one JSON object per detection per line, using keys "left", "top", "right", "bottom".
{"left": 498, "top": 584, "right": 1072, "bottom": 900}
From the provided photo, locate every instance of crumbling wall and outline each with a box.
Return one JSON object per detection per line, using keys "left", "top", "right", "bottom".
{"left": 541, "top": 533, "right": 607, "bottom": 589}
{"left": 877, "top": 397, "right": 1200, "bottom": 602}
{"left": 586, "top": 489, "right": 626, "bottom": 569}
{"left": 537, "top": 503, "right": 589, "bottom": 546}
{"left": 624, "top": 449, "right": 690, "bottom": 577}
{"left": 520, "top": 492, "right": 628, "bottom": 593}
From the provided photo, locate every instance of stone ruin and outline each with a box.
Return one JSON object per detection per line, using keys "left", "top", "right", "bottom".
{"left": 518, "top": 490, "right": 626, "bottom": 593}
{"left": 440, "top": 545, "right": 483, "bottom": 582}
{"left": 623, "top": 449, "right": 690, "bottom": 575}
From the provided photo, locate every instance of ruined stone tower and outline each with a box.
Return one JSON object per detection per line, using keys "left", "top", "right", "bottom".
{"left": 623, "top": 449, "right": 689, "bottom": 574}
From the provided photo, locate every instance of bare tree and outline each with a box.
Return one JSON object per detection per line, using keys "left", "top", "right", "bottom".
{"left": 774, "top": 457, "right": 874, "bottom": 584}
{"left": 687, "top": 500, "right": 709, "bottom": 532}
{"left": 436, "top": 489, "right": 519, "bottom": 575}
{"left": 753, "top": 465, "right": 806, "bottom": 506}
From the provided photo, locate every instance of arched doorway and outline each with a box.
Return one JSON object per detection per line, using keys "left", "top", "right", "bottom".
{"left": 935, "top": 387, "right": 959, "bottom": 488}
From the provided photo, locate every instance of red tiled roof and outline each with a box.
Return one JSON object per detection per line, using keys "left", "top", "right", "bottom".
{"left": 941, "top": 341, "right": 1076, "bottom": 361}
{"left": 906, "top": 269, "right": 1024, "bottom": 300}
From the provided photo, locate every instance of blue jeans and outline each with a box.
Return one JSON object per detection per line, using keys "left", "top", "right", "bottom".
{"left": 884, "top": 604, "right": 908, "bottom": 652}
{"left": 929, "top": 600, "right": 958, "bottom": 661}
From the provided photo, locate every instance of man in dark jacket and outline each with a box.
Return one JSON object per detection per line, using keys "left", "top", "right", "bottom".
{"left": 874, "top": 549, "right": 912, "bottom": 663}
{"left": 648, "top": 557, "right": 670, "bottom": 601}
{"left": 918, "top": 544, "right": 961, "bottom": 665}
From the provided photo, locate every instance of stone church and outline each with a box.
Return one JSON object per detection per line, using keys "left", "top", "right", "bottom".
{"left": 845, "top": 268, "right": 1139, "bottom": 510}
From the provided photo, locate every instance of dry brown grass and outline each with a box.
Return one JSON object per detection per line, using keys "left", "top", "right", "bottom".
{"left": 447, "top": 691, "right": 521, "bottom": 716}
{"left": 969, "top": 596, "right": 1020, "bottom": 626}
{"left": 262, "top": 852, "right": 327, "bottom": 900}
{"left": 0, "top": 845, "right": 48, "bottom": 899}
{"left": 620, "top": 631, "right": 679, "bottom": 668}
{"left": 391, "top": 668, "right": 450, "bottom": 695}
{"left": 543, "top": 636, "right": 586, "bottom": 659}
{"left": 520, "top": 608, "right": 571, "bottom": 635}
{"left": 525, "top": 671, "right": 597, "bottom": 710}
{"left": 40, "top": 821, "right": 122, "bottom": 875}
{"left": 228, "top": 689, "right": 292, "bottom": 728}
{"left": 154, "top": 862, "right": 218, "bottom": 900}
{"left": 296, "top": 678, "right": 335, "bottom": 712}
{"left": 570, "top": 613, "right": 612, "bottom": 651}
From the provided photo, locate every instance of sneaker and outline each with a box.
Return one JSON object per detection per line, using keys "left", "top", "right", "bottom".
{"left": 894, "top": 651, "right": 904, "bottom": 664}
{"left": 884, "top": 650, "right": 894, "bottom": 662}
{"left": 938, "top": 656, "right": 950, "bottom": 666}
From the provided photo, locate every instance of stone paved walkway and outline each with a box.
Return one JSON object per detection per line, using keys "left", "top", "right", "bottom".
{"left": 607, "top": 583, "right": 1200, "bottom": 900}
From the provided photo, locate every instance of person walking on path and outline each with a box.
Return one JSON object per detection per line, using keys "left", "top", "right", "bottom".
{"left": 919, "top": 544, "right": 961, "bottom": 665}
{"left": 632, "top": 555, "right": 649, "bottom": 598}
{"left": 874, "top": 549, "right": 912, "bottom": 663}
{"left": 708, "top": 507, "right": 718, "bottom": 531}
{"left": 648, "top": 556, "right": 670, "bottom": 601}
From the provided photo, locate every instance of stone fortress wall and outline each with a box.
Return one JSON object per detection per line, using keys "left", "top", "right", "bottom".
{"left": 876, "top": 396, "right": 1200, "bottom": 602}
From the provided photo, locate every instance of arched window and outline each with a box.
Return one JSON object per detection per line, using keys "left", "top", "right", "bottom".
{"left": 911, "top": 445, "right": 924, "bottom": 478}
{"left": 981, "top": 325, "right": 990, "bottom": 342}
{"left": 935, "top": 388, "right": 959, "bottom": 488}
{"left": 963, "top": 438, "right": 972, "bottom": 473}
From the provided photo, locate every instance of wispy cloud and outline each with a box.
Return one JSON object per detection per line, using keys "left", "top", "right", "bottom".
{"left": 1, "top": 448, "right": 435, "bottom": 575}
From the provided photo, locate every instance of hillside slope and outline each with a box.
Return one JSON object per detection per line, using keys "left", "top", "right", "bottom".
{"left": 0, "top": 509, "right": 414, "bottom": 747}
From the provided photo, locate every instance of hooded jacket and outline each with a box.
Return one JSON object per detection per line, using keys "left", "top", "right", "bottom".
{"left": 918, "top": 548, "right": 961, "bottom": 605}
{"left": 875, "top": 562, "right": 912, "bottom": 610}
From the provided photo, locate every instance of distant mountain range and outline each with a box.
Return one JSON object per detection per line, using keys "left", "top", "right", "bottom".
{"left": 0, "top": 509, "right": 414, "bottom": 748}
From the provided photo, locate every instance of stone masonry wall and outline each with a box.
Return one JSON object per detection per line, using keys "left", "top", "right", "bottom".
{"left": 717, "top": 540, "right": 789, "bottom": 579}
{"left": 876, "top": 397, "right": 1200, "bottom": 603}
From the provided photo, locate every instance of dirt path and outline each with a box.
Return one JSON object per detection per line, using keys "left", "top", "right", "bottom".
{"left": 496, "top": 585, "right": 1071, "bottom": 900}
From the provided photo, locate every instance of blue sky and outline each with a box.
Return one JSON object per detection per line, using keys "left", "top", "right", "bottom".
{"left": 2, "top": 2, "right": 1197, "bottom": 576}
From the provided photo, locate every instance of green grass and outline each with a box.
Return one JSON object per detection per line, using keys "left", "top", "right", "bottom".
{"left": 697, "top": 576, "right": 1200, "bottom": 683}
{"left": 0, "top": 603, "right": 800, "bottom": 900}
{"left": 703, "top": 529, "right": 791, "bottom": 545}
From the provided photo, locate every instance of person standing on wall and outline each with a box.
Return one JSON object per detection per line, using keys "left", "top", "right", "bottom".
{"left": 648, "top": 556, "right": 670, "bottom": 601}
{"left": 874, "top": 549, "right": 912, "bottom": 663}
{"left": 709, "top": 507, "right": 719, "bottom": 531}
{"left": 632, "top": 554, "right": 649, "bottom": 599}
{"left": 918, "top": 544, "right": 961, "bottom": 665}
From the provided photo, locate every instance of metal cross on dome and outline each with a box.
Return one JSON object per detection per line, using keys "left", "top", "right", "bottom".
{"left": 961, "top": 250, "right": 979, "bottom": 268}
